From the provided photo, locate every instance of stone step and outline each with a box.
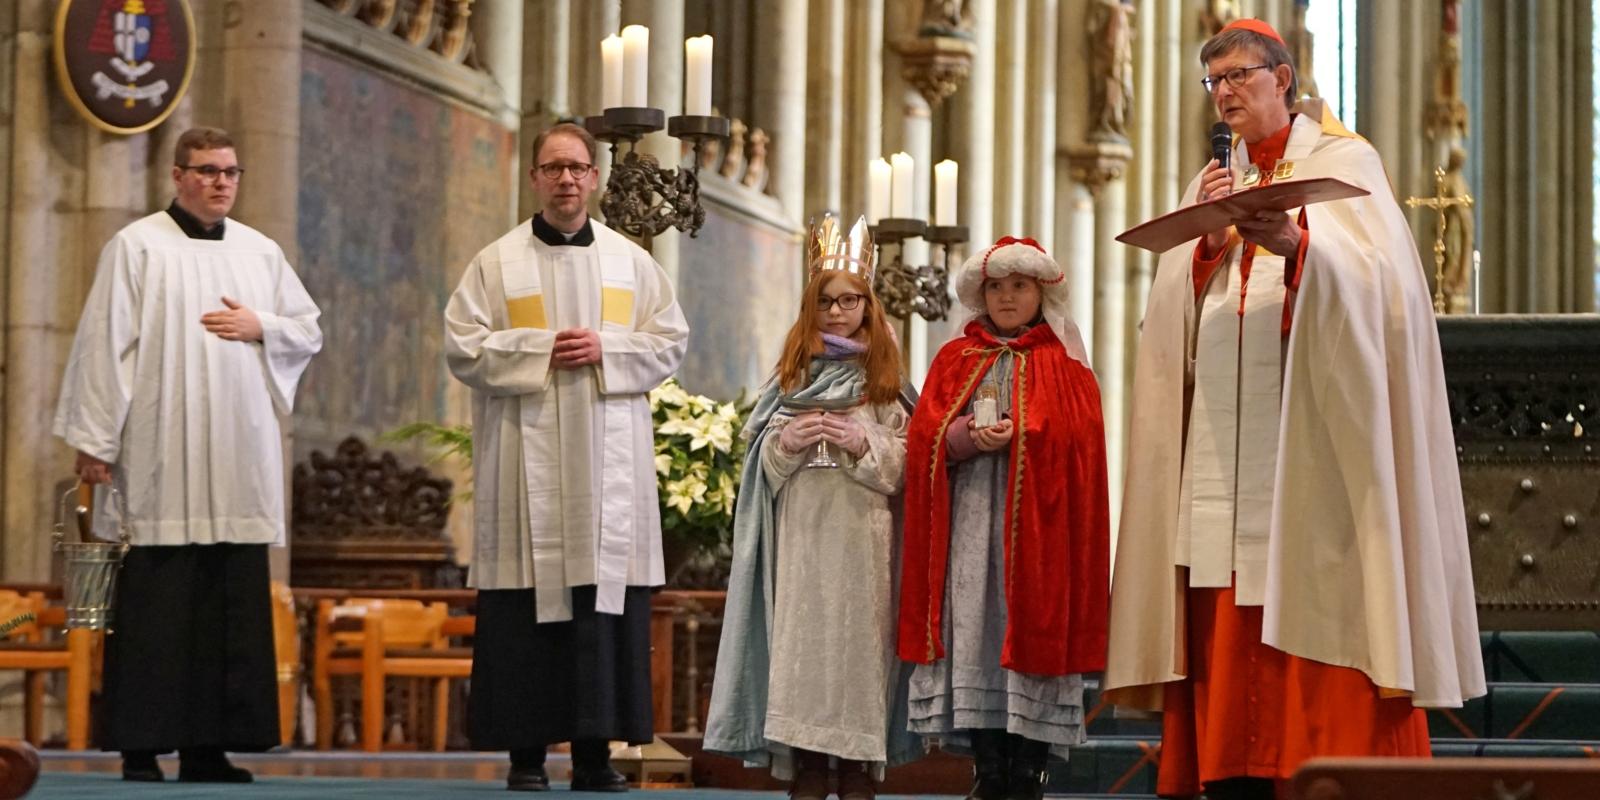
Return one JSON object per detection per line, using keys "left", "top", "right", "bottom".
{"left": 1427, "top": 682, "right": 1600, "bottom": 741}
{"left": 1482, "top": 631, "right": 1600, "bottom": 684}
{"left": 1050, "top": 735, "right": 1600, "bottom": 795}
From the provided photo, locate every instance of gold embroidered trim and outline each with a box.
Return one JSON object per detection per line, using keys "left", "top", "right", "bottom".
{"left": 1006, "top": 350, "right": 1030, "bottom": 597}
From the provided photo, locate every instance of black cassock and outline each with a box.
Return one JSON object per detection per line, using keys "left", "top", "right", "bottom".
{"left": 468, "top": 585, "right": 654, "bottom": 749}
{"left": 98, "top": 543, "right": 279, "bottom": 752}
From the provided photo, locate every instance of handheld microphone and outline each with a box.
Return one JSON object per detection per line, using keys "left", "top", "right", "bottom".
{"left": 1210, "top": 122, "right": 1232, "bottom": 170}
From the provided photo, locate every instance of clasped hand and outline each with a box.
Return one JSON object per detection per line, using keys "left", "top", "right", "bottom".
{"left": 778, "top": 411, "right": 868, "bottom": 458}
{"left": 552, "top": 328, "right": 601, "bottom": 368}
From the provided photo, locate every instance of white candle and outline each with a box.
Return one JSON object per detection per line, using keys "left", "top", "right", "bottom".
{"left": 904, "top": 236, "right": 929, "bottom": 267}
{"left": 601, "top": 35, "right": 624, "bottom": 110}
{"left": 890, "top": 152, "right": 914, "bottom": 219}
{"left": 622, "top": 25, "right": 650, "bottom": 108}
{"left": 868, "top": 158, "right": 892, "bottom": 223}
{"left": 684, "top": 35, "right": 713, "bottom": 116}
{"left": 934, "top": 159, "right": 959, "bottom": 226}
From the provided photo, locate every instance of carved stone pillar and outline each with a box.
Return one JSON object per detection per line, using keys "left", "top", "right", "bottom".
{"left": 993, "top": 1, "right": 1027, "bottom": 234}
{"left": 805, "top": 0, "right": 847, "bottom": 220}
{"left": 754, "top": 0, "right": 808, "bottom": 225}
{"left": 211, "top": 0, "right": 303, "bottom": 255}
{"left": 1471, "top": 0, "right": 1594, "bottom": 312}
{"left": 573, "top": 0, "right": 619, "bottom": 222}
{"left": 1023, "top": 0, "right": 1058, "bottom": 250}
{"left": 1067, "top": 144, "right": 1132, "bottom": 536}
{"left": 1063, "top": 0, "right": 1136, "bottom": 540}
{"left": 950, "top": 0, "right": 996, "bottom": 252}
{"left": 839, "top": 0, "right": 883, "bottom": 231}
{"left": 519, "top": 0, "right": 568, "bottom": 219}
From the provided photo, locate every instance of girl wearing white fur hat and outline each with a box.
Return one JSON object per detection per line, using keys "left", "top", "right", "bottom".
{"left": 897, "top": 236, "right": 1110, "bottom": 800}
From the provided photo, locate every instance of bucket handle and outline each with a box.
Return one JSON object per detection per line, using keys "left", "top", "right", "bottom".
{"left": 53, "top": 483, "right": 131, "bottom": 547}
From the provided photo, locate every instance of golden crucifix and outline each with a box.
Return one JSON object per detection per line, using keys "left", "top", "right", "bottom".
{"left": 1405, "top": 166, "right": 1474, "bottom": 314}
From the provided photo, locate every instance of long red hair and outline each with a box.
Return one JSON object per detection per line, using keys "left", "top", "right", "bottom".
{"left": 776, "top": 271, "right": 903, "bottom": 405}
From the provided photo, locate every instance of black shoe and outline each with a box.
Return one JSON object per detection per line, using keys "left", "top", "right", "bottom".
{"left": 965, "top": 729, "right": 1008, "bottom": 800}
{"left": 508, "top": 764, "right": 551, "bottom": 792}
{"left": 121, "top": 752, "right": 163, "bottom": 782}
{"left": 177, "top": 749, "right": 253, "bottom": 783}
{"left": 569, "top": 765, "right": 629, "bottom": 792}
{"left": 1003, "top": 734, "right": 1049, "bottom": 800}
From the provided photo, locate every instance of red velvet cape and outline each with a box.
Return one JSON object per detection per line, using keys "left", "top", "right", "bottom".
{"left": 897, "top": 320, "right": 1110, "bottom": 676}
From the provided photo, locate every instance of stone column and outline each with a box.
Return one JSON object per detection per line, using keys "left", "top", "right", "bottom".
{"left": 804, "top": 0, "right": 846, "bottom": 220}
{"left": 475, "top": 0, "right": 524, "bottom": 119}
{"left": 993, "top": 1, "right": 1028, "bottom": 234}
{"left": 1179, "top": 0, "right": 1209, "bottom": 181}
{"left": 520, "top": 0, "right": 571, "bottom": 219}
{"left": 620, "top": 0, "right": 684, "bottom": 281}
{"left": 3, "top": 2, "right": 168, "bottom": 581}
{"left": 840, "top": 0, "right": 884, "bottom": 234}
{"left": 754, "top": 0, "right": 808, "bottom": 225}
{"left": 4, "top": 1, "right": 76, "bottom": 582}
{"left": 951, "top": 0, "right": 997, "bottom": 252}
{"left": 1023, "top": 0, "right": 1058, "bottom": 249}
{"left": 1062, "top": 0, "right": 1134, "bottom": 540}
{"left": 1472, "top": 1, "right": 1595, "bottom": 312}
{"left": 216, "top": 0, "right": 303, "bottom": 257}
{"left": 1154, "top": 0, "right": 1181, "bottom": 220}
{"left": 1359, "top": 1, "right": 1440, "bottom": 252}
{"left": 572, "top": 0, "right": 618, "bottom": 222}
{"left": 473, "top": 0, "right": 525, "bottom": 223}
{"left": 1125, "top": 0, "right": 1157, "bottom": 365}
{"left": 1055, "top": 0, "right": 1094, "bottom": 357}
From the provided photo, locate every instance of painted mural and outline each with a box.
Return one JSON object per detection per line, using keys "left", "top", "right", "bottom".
{"left": 294, "top": 46, "right": 516, "bottom": 454}
{"left": 676, "top": 180, "right": 804, "bottom": 403}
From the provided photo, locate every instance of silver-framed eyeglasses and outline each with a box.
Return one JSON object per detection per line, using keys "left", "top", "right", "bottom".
{"left": 818, "top": 293, "right": 865, "bottom": 311}
{"left": 538, "top": 162, "right": 594, "bottom": 180}
{"left": 1200, "top": 64, "right": 1272, "bottom": 92}
{"left": 177, "top": 164, "right": 245, "bottom": 183}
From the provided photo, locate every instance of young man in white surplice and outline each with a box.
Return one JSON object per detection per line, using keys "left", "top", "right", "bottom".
{"left": 54, "top": 126, "right": 323, "bottom": 783}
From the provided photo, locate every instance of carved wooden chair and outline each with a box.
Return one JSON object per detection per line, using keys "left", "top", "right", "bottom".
{"left": 311, "top": 597, "right": 473, "bottom": 752}
{"left": 290, "top": 437, "right": 460, "bottom": 591}
{"left": 0, "top": 591, "right": 92, "bottom": 749}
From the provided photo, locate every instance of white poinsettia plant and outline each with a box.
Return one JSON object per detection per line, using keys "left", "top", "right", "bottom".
{"left": 649, "top": 377, "right": 750, "bottom": 555}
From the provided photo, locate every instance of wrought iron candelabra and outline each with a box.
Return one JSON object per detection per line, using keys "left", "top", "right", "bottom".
{"left": 586, "top": 108, "right": 730, "bottom": 242}
{"left": 868, "top": 218, "right": 966, "bottom": 321}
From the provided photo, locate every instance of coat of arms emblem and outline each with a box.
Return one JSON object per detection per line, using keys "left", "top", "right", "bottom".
{"left": 54, "top": 0, "right": 195, "bottom": 135}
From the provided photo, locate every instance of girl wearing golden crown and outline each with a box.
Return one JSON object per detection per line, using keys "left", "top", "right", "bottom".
{"left": 705, "top": 215, "right": 920, "bottom": 800}
{"left": 898, "top": 237, "right": 1110, "bottom": 800}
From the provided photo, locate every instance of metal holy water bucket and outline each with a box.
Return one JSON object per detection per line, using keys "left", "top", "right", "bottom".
{"left": 51, "top": 484, "right": 130, "bottom": 631}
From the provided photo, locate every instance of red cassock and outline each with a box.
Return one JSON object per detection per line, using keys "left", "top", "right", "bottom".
{"left": 897, "top": 319, "right": 1110, "bottom": 677}
{"left": 1158, "top": 120, "right": 1431, "bottom": 799}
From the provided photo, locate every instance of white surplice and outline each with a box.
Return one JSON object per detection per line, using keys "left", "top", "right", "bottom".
{"left": 444, "top": 218, "right": 689, "bottom": 622}
{"left": 53, "top": 211, "right": 324, "bottom": 546}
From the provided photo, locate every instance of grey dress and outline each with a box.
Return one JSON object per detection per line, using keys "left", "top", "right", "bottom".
{"left": 906, "top": 348, "right": 1087, "bottom": 761}
{"left": 760, "top": 400, "right": 909, "bottom": 776}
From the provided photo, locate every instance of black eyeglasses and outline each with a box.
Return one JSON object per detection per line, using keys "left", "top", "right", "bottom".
{"left": 177, "top": 164, "right": 245, "bottom": 182}
{"left": 818, "top": 293, "right": 865, "bottom": 311}
{"left": 1201, "top": 64, "right": 1272, "bottom": 92}
{"left": 537, "top": 162, "right": 594, "bottom": 180}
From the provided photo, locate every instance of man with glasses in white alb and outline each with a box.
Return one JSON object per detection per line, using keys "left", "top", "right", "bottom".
{"left": 445, "top": 121, "right": 688, "bottom": 792}
{"left": 56, "top": 126, "right": 322, "bottom": 784}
